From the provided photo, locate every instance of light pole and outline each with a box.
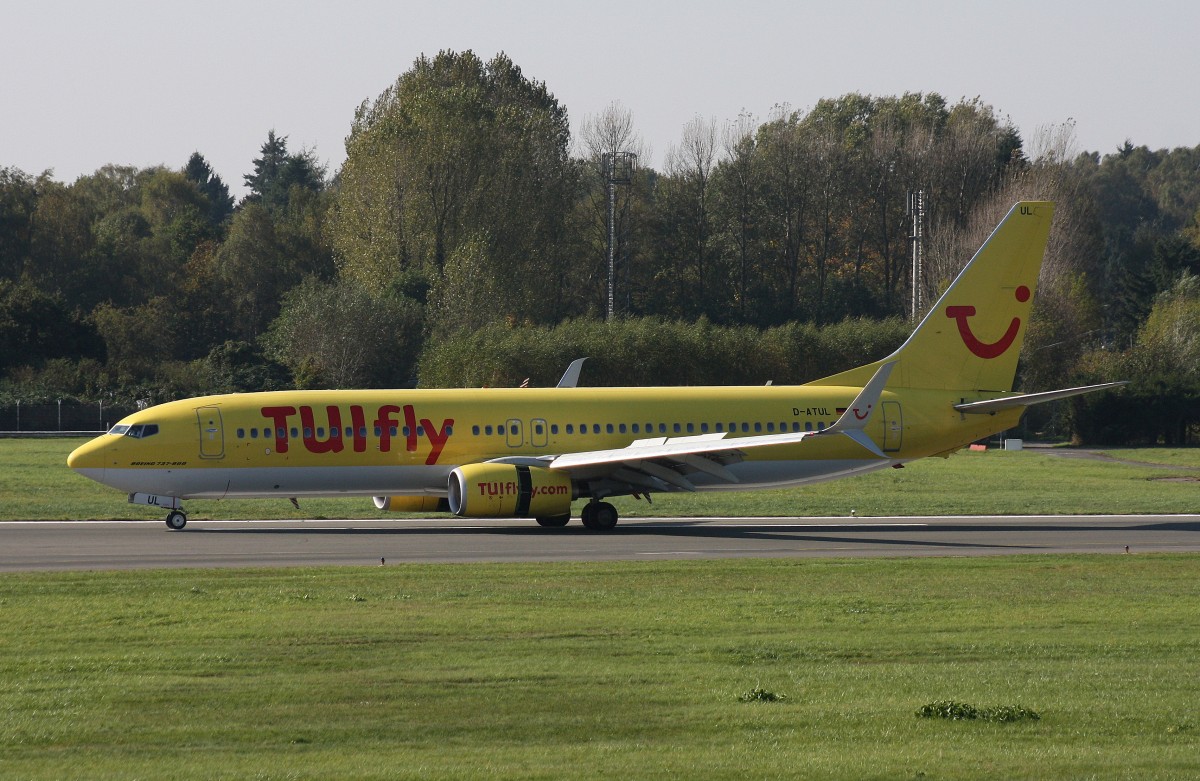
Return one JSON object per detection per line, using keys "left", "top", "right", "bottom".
{"left": 907, "top": 189, "right": 925, "bottom": 322}
{"left": 603, "top": 151, "right": 636, "bottom": 321}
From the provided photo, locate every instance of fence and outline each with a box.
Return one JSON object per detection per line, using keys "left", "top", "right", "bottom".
{"left": 0, "top": 402, "right": 140, "bottom": 434}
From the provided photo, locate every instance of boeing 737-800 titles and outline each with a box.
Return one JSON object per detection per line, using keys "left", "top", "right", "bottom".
{"left": 68, "top": 202, "right": 1123, "bottom": 530}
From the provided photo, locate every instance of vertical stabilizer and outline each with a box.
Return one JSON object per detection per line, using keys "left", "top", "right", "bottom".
{"left": 812, "top": 201, "right": 1054, "bottom": 392}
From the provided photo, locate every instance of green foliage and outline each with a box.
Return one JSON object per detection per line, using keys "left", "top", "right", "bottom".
{"left": 242, "top": 130, "right": 325, "bottom": 212}
{"left": 417, "top": 315, "right": 910, "bottom": 388}
{"left": 0, "top": 280, "right": 104, "bottom": 372}
{"left": 333, "top": 50, "right": 576, "bottom": 333}
{"left": 1071, "top": 274, "right": 1200, "bottom": 444}
{"left": 263, "top": 277, "right": 425, "bottom": 388}
{"left": 738, "top": 687, "right": 788, "bottom": 703}
{"left": 916, "top": 701, "right": 1041, "bottom": 723}
{"left": 183, "top": 151, "right": 234, "bottom": 230}
{"left": 2, "top": 53, "right": 1198, "bottom": 419}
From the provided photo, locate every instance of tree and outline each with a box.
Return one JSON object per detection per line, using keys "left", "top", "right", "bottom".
{"left": 263, "top": 277, "right": 424, "bottom": 388}
{"left": 659, "top": 116, "right": 720, "bottom": 317}
{"left": 243, "top": 130, "right": 325, "bottom": 212}
{"left": 333, "top": 50, "right": 576, "bottom": 332}
{"left": 0, "top": 279, "right": 104, "bottom": 372}
{"left": 0, "top": 167, "right": 40, "bottom": 281}
{"left": 184, "top": 152, "right": 234, "bottom": 230}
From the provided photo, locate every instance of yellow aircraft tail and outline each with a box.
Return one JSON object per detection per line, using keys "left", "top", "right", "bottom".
{"left": 813, "top": 201, "right": 1054, "bottom": 393}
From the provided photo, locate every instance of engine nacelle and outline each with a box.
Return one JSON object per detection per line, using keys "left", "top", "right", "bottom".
{"left": 448, "top": 463, "right": 574, "bottom": 518}
{"left": 373, "top": 496, "right": 451, "bottom": 513}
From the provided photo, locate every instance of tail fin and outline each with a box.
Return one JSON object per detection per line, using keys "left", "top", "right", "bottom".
{"left": 813, "top": 201, "right": 1054, "bottom": 392}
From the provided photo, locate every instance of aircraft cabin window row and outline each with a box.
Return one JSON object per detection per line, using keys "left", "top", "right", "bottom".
{"left": 468, "top": 420, "right": 821, "bottom": 437}
{"left": 233, "top": 425, "right": 453, "bottom": 440}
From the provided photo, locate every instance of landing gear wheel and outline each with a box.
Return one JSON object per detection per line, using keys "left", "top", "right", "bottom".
{"left": 581, "top": 501, "right": 618, "bottom": 531}
{"left": 535, "top": 514, "right": 571, "bottom": 528}
{"left": 165, "top": 510, "right": 188, "bottom": 530}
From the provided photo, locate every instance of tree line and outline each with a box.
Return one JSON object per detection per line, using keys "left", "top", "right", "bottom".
{"left": 1, "top": 50, "right": 1197, "bottom": 443}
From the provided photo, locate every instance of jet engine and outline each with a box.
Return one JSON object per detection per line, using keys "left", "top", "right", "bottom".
{"left": 373, "top": 496, "right": 451, "bottom": 513}
{"left": 448, "top": 463, "right": 574, "bottom": 519}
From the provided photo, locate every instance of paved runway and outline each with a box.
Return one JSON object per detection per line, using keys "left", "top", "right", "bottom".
{"left": 2, "top": 515, "right": 1198, "bottom": 571}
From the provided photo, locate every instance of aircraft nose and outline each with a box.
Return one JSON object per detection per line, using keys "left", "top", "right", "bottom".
{"left": 67, "top": 436, "right": 110, "bottom": 477}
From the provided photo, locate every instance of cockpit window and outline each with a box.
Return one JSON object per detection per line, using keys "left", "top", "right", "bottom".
{"left": 109, "top": 424, "right": 130, "bottom": 436}
{"left": 123, "top": 424, "right": 160, "bottom": 439}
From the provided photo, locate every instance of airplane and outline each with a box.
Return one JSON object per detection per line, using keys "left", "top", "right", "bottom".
{"left": 68, "top": 201, "right": 1124, "bottom": 531}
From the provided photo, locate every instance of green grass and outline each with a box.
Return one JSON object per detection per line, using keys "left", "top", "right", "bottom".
{"left": 6, "top": 439, "right": 1198, "bottom": 521}
{"left": 1, "top": 556, "right": 1198, "bottom": 779}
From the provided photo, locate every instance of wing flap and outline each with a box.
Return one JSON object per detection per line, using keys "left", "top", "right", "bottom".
{"left": 548, "top": 361, "right": 895, "bottom": 494}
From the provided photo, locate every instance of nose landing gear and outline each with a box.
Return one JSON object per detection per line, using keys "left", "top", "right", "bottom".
{"left": 165, "top": 510, "right": 188, "bottom": 530}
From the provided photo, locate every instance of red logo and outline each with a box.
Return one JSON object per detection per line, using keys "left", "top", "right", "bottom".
{"left": 945, "top": 286, "right": 1030, "bottom": 359}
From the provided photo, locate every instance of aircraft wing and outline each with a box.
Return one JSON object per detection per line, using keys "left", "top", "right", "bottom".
{"left": 517, "top": 362, "right": 896, "bottom": 493}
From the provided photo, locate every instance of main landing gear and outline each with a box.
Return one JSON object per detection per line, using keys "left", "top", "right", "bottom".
{"left": 534, "top": 501, "right": 620, "bottom": 530}
{"left": 165, "top": 510, "right": 188, "bottom": 530}
{"left": 580, "top": 500, "right": 618, "bottom": 531}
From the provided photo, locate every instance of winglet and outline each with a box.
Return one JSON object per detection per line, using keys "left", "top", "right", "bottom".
{"left": 821, "top": 360, "right": 894, "bottom": 458}
{"left": 557, "top": 358, "right": 588, "bottom": 388}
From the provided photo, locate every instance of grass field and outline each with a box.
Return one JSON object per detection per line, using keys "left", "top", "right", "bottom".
{"left": 1, "top": 555, "right": 1198, "bottom": 779}
{"left": 4, "top": 441, "right": 1199, "bottom": 778}
{"left": 4, "top": 439, "right": 1197, "bottom": 521}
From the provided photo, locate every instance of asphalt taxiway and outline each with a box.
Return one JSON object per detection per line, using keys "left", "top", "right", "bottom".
{"left": 1, "top": 515, "right": 1198, "bottom": 571}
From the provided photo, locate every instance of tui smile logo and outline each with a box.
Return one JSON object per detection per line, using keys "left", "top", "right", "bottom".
{"left": 945, "top": 285, "right": 1030, "bottom": 359}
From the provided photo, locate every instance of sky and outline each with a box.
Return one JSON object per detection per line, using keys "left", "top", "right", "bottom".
{"left": 4, "top": 0, "right": 1197, "bottom": 197}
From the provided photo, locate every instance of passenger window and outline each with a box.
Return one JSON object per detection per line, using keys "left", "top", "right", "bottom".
{"left": 673, "top": 423, "right": 682, "bottom": 434}
{"left": 701, "top": 423, "right": 709, "bottom": 433}
{"left": 618, "top": 423, "right": 627, "bottom": 434}
{"left": 485, "top": 425, "right": 494, "bottom": 436}
{"left": 304, "top": 427, "right": 313, "bottom": 438}
{"left": 658, "top": 423, "right": 667, "bottom": 434}
{"left": 592, "top": 424, "right": 600, "bottom": 434}
{"left": 278, "top": 428, "right": 286, "bottom": 439}
{"left": 767, "top": 423, "right": 775, "bottom": 432}
{"left": 291, "top": 428, "right": 299, "bottom": 438}
{"left": 550, "top": 424, "right": 559, "bottom": 434}
{"left": 606, "top": 423, "right": 614, "bottom": 434}
{"left": 237, "top": 428, "right": 245, "bottom": 438}
{"left": 472, "top": 425, "right": 480, "bottom": 435}
{"left": 566, "top": 424, "right": 574, "bottom": 434}
{"left": 317, "top": 428, "right": 325, "bottom": 437}
{"left": 251, "top": 429, "right": 258, "bottom": 439}
{"left": 754, "top": 423, "right": 762, "bottom": 433}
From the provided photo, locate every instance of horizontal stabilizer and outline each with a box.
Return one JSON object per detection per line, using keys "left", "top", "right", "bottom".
{"left": 954, "top": 381, "right": 1129, "bottom": 414}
